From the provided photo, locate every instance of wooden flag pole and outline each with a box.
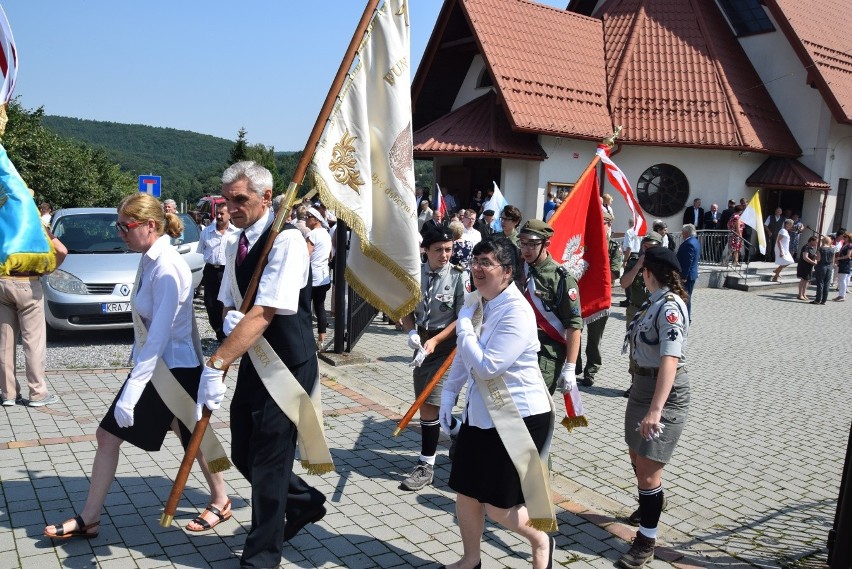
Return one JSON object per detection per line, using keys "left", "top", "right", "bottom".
{"left": 160, "top": 0, "right": 383, "bottom": 528}
{"left": 393, "top": 348, "right": 457, "bottom": 437}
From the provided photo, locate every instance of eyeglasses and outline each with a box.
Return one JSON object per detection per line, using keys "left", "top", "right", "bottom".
{"left": 519, "top": 240, "right": 544, "bottom": 249}
{"left": 470, "top": 258, "right": 508, "bottom": 269}
{"left": 116, "top": 220, "right": 143, "bottom": 233}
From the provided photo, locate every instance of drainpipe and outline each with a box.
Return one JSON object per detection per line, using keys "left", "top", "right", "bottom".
{"left": 818, "top": 188, "right": 828, "bottom": 236}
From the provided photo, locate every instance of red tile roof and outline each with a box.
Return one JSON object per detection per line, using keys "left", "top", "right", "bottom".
{"left": 459, "top": 0, "right": 613, "bottom": 140}
{"left": 767, "top": 0, "right": 852, "bottom": 124}
{"left": 413, "top": 91, "right": 547, "bottom": 159}
{"left": 599, "top": 0, "right": 800, "bottom": 156}
{"left": 746, "top": 156, "right": 831, "bottom": 191}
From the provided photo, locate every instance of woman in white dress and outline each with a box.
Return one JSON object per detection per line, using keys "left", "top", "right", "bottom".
{"left": 771, "top": 219, "right": 795, "bottom": 281}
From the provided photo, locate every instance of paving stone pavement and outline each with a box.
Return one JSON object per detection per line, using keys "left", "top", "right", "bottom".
{"left": 0, "top": 283, "right": 847, "bottom": 568}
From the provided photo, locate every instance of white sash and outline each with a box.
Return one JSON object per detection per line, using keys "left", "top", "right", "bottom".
{"left": 468, "top": 293, "right": 557, "bottom": 532}
{"left": 524, "top": 275, "right": 566, "bottom": 345}
{"left": 130, "top": 259, "right": 231, "bottom": 473}
{"left": 227, "top": 250, "right": 334, "bottom": 474}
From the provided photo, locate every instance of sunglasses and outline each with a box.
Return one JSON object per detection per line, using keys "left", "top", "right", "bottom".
{"left": 116, "top": 220, "right": 144, "bottom": 233}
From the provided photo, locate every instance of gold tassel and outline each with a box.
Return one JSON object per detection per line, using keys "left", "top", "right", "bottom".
{"left": 561, "top": 415, "right": 589, "bottom": 432}
{"left": 0, "top": 104, "right": 7, "bottom": 137}
{"left": 527, "top": 518, "right": 558, "bottom": 532}
{"left": 207, "top": 457, "right": 232, "bottom": 474}
{"left": 301, "top": 460, "right": 336, "bottom": 475}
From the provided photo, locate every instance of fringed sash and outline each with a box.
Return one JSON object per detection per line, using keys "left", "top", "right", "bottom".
{"left": 468, "top": 294, "right": 557, "bottom": 532}
{"left": 228, "top": 267, "right": 334, "bottom": 475}
{"left": 130, "top": 260, "right": 231, "bottom": 473}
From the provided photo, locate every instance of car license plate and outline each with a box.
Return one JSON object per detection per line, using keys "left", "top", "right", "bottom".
{"left": 101, "top": 302, "right": 131, "bottom": 313}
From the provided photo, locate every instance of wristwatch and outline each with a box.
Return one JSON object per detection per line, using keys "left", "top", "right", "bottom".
{"left": 209, "top": 356, "right": 226, "bottom": 370}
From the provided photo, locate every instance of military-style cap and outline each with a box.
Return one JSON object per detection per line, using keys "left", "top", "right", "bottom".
{"left": 642, "top": 231, "right": 663, "bottom": 244}
{"left": 518, "top": 219, "right": 554, "bottom": 240}
{"left": 603, "top": 211, "right": 614, "bottom": 223}
{"left": 644, "top": 246, "right": 682, "bottom": 275}
{"left": 483, "top": 209, "right": 495, "bottom": 217}
{"left": 421, "top": 225, "right": 453, "bottom": 248}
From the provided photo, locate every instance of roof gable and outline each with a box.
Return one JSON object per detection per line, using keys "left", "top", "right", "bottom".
{"left": 766, "top": 0, "right": 852, "bottom": 124}
{"left": 600, "top": 0, "right": 800, "bottom": 156}
{"left": 746, "top": 156, "right": 830, "bottom": 191}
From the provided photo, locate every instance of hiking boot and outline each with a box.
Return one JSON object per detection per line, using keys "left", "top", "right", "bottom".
{"left": 617, "top": 531, "right": 655, "bottom": 569}
{"left": 627, "top": 495, "right": 667, "bottom": 526}
{"left": 400, "top": 461, "right": 433, "bottom": 491}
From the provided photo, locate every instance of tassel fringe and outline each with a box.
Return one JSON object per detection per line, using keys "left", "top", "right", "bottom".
{"left": 561, "top": 415, "right": 589, "bottom": 432}
{"left": 207, "top": 457, "right": 232, "bottom": 474}
{"left": 301, "top": 460, "right": 336, "bottom": 475}
{"left": 527, "top": 517, "right": 558, "bottom": 532}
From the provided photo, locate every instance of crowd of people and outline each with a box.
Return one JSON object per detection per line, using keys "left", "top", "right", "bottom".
{"left": 15, "top": 176, "right": 847, "bottom": 569}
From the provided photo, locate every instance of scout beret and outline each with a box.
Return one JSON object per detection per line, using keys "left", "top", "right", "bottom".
{"left": 642, "top": 231, "right": 663, "bottom": 244}
{"left": 483, "top": 209, "right": 495, "bottom": 216}
{"left": 518, "top": 219, "right": 554, "bottom": 240}
{"left": 602, "top": 211, "right": 614, "bottom": 223}
{"left": 421, "top": 225, "right": 453, "bottom": 248}
{"left": 644, "top": 246, "right": 682, "bottom": 274}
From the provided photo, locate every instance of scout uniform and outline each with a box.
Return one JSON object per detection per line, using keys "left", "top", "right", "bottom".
{"left": 519, "top": 220, "right": 583, "bottom": 394}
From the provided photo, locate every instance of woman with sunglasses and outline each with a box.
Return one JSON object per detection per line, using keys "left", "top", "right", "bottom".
{"left": 438, "top": 238, "right": 556, "bottom": 569}
{"left": 619, "top": 246, "right": 690, "bottom": 569}
{"left": 45, "top": 193, "right": 231, "bottom": 540}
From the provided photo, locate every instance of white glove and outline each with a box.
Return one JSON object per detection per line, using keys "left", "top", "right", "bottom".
{"left": 556, "top": 364, "right": 576, "bottom": 393}
{"left": 196, "top": 366, "right": 227, "bottom": 421}
{"left": 114, "top": 379, "right": 147, "bottom": 428}
{"left": 222, "top": 310, "right": 245, "bottom": 336}
{"left": 439, "top": 390, "right": 457, "bottom": 435}
{"left": 407, "top": 330, "right": 422, "bottom": 351}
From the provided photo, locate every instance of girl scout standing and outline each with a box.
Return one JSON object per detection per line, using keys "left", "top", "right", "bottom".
{"left": 619, "top": 246, "right": 690, "bottom": 569}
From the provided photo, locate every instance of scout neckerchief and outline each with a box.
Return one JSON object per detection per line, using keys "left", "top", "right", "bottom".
{"left": 466, "top": 290, "right": 557, "bottom": 532}
{"left": 130, "top": 248, "right": 231, "bottom": 473}
{"left": 227, "top": 246, "right": 334, "bottom": 475}
{"left": 523, "top": 264, "right": 587, "bottom": 431}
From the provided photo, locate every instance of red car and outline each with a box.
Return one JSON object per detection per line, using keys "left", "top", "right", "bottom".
{"left": 190, "top": 195, "right": 226, "bottom": 226}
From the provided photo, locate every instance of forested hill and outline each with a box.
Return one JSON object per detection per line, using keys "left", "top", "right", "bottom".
{"left": 42, "top": 115, "right": 235, "bottom": 205}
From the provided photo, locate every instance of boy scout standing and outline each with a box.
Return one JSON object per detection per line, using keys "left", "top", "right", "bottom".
{"left": 517, "top": 220, "right": 583, "bottom": 394}
{"left": 399, "top": 226, "right": 465, "bottom": 491}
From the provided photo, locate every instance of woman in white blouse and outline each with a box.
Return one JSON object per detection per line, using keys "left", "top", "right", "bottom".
{"left": 44, "top": 194, "right": 230, "bottom": 540}
{"left": 438, "top": 238, "right": 555, "bottom": 569}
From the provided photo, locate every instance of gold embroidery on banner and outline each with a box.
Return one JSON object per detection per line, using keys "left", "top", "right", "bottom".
{"left": 328, "top": 130, "right": 365, "bottom": 193}
{"left": 383, "top": 57, "right": 409, "bottom": 86}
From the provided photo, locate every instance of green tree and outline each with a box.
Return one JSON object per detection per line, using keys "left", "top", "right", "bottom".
{"left": 229, "top": 127, "right": 249, "bottom": 164}
{"left": 1, "top": 100, "right": 135, "bottom": 208}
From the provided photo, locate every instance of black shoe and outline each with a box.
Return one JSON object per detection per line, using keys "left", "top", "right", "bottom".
{"left": 623, "top": 386, "right": 632, "bottom": 398}
{"left": 618, "top": 300, "right": 630, "bottom": 307}
{"left": 578, "top": 377, "right": 594, "bottom": 387}
{"left": 810, "top": 301, "right": 819, "bottom": 304}
{"left": 283, "top": 504, "right": 326, "bottom": 541}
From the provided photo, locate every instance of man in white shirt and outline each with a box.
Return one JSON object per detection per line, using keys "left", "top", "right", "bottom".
{"left": 197, "top": 203, "right": 239, "bottom": 341}
{"left": 460, "top": 209, "right": 482, "bottom": 247}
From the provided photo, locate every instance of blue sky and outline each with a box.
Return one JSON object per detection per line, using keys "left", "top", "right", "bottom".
{"left": 2, "top": 1, "right": 565, "bottom": 151}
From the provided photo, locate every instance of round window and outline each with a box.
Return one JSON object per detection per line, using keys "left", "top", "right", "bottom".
{"left": 636, "top": 164, "right": 690, "bottom": 217}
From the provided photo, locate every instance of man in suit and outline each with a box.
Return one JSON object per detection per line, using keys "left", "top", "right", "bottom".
{"left": 676, "top": 224, "right": 700, "bottom": 320}
{"left": 719, "top": 199, "right": 736, "bottom": 230}
{"left": 703, "top": 203, "right": 723, "bottom": 262}
{"left": 475, "top": 209, "right": 496, "bottom": 238}
{"left": 682, "top": 198, "right": 704, "bottom": 229}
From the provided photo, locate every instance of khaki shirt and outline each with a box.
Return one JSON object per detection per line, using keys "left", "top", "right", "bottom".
{"left": 524, "top": 255, "right": 583, "bottom": 332}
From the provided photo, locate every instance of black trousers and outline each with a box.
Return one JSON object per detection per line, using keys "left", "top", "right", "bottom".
{"left": 202, "top": 264, "right": 225, "bottom": 339}
{"left": 311, "top": 282, "right": 330, "bottom": 335}
{"left": 231, "top": 355, "right": 326, "bottom": 568}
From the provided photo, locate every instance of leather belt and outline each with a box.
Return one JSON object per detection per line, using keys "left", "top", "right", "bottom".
{"left": 417, "top": 326, "right": 446, "bottom": 341}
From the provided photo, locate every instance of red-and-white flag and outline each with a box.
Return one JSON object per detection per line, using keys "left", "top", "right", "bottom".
{"left": 433, "top": 183, "right": 446, "bottom": 218}
{"left": 596, "top": 145, "right": 647, "bottom": 236}
{"left": 0, "top": 5, "right": 18, "bottom": 105}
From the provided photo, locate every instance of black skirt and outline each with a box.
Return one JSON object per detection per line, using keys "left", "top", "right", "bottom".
{"left": 100, "top": 366, "right": 202, "bottom": 452}
{"left": 448, "top": 411, "right": 551, "bottom": 509}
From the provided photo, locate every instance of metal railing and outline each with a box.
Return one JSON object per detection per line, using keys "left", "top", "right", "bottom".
{"left": 696, "top": 229, "right": 755, "bottom": 282}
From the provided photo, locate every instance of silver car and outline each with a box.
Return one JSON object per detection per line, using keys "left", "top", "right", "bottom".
{"left": 44, "top": 207, "right": 203, "bottom": 333}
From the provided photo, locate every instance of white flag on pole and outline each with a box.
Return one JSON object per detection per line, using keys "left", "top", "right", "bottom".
{"left": 310, "top": 0, "right": 420, "bottom": 321}
{"left": 740, "top": 190, "right": 766, "bottom": 254}
{"left": 481, "top": 181, "right": 508, "bottom": 232}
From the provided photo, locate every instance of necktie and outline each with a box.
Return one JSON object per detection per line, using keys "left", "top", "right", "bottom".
{"left": 237, "top": 232, "right": 249, "bottom": 267}
{"left": 422, "top": 272, "right": 439, "bottom": 330}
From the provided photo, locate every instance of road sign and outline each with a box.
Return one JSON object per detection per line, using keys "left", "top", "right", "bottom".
{"left": 139, "top": 175, "right": 162, "bottom": 197}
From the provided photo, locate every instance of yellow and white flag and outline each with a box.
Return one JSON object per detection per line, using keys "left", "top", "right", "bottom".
{"left": 740, "top": 190, "right": 766, "bottom": 254}
{"left": 310, "top": 0, "right": 420, "bottom": 321}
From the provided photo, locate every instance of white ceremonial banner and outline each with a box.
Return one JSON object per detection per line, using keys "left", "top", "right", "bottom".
{"left": 310, "top": 0, "right": 420, "bottom": 321}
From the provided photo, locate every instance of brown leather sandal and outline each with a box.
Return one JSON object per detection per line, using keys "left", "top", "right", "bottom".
{"left": 186, "top": 499, "right": 232, "bottom": 532}
{"left": 44, "top": 514, "right": 99, "bottom": 539}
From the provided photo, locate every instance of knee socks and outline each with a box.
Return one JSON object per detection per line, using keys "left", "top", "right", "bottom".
{"left": 420, "top": 418, "right": 440, "bottom": 460}
{"left": 638, "top": 484, "right": 664, "bottom": 539}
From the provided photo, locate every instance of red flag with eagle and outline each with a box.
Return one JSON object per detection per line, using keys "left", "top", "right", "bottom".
{"left": 545, "top": 157, "right": 611, "bottom": 431}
